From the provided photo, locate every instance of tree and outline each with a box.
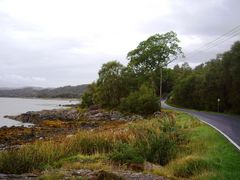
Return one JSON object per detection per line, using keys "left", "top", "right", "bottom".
{"left": 97, "top": 61, "right": 125, "bottom": 108}
{"left": 127, "top": 31, "right": 183, "bottom": 110}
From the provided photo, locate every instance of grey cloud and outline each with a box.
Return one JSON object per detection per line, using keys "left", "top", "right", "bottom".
{"left": 0, "top": 0, "right": 240, "bottom": 87}
{"left": 142, "top": 0, "right": 240, "bottom": 36}
{"left": 141, "top": 0, "right": 240, "bottom": 65}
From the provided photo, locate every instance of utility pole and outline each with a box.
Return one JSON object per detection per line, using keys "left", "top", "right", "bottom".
{"left": 217, "top": 98, "right": 221, "bottom": 112}
{"left": 159, "top": 66, "right": 163, "bottom": 111}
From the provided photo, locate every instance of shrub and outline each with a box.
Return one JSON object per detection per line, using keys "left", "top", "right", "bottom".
{"left": 109, "top": 143, "right": 144, "bottom": 164}
{"left": 81, "top": 91, "right": 94, "bottom": 108}
{"left": 130, "top": 117, "right": 179, "bottom": 165}
{"left": 119, "top": 84, "right": 160, "bottom": 115}
{"left": 80, "top": 83, "right": 98, "bottom": 108}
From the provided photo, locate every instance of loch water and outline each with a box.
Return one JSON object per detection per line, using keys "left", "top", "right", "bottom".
{"left": 0, "top": 97, "right": 78, "bottom": 127}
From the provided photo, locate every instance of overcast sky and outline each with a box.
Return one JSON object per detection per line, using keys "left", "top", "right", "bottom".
{"left": 0, "top": 0, "right": 239, "bottom": 88}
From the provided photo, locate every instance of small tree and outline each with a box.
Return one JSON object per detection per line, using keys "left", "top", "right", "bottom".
{"left": 97, "top": 61, "right": 125, "bottom": 108}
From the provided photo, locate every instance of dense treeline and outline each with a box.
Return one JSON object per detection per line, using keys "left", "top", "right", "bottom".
{"left": 170, "top": 41, "right": 240, "bottom": 114}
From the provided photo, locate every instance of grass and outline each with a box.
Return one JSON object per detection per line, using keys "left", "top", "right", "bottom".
{"left": 151, "top": 111, "right": 240, "bottom": 179}
{"left": 0, "top": 110, "right": 239, "bottom": 180}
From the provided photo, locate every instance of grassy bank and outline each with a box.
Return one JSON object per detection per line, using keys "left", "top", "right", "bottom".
{"left": 151, "top": 111, "right": 240, "bottom": 179}
{"left": 0, "top": 110, "right": 239, "bottom": 179}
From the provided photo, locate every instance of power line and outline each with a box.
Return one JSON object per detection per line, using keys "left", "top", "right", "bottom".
{"left": 178, "top": 24, "right": 240, "bottom": 61}
{"left": 186, "top": 30, "right": 240, "bottom": 59}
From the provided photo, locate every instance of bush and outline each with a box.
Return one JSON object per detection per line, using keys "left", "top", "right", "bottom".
{"left": 130, "top": 118, "right": 178, "bottom": 165}
{"left": 119, "top": 84, "right": 160, "bottom": 115}
{"left": 81, "top": 91, "right": 94, "bottom": 108}
{"left": 80, "top": 83, "right": 98, "bottom": 108}
{"left": 109, "top": 143, "right": 144, "bottom": 164}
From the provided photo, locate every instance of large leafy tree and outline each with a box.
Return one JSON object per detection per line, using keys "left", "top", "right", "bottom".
{"left": 127, "top": 31, "right": 183, "bottom": 109}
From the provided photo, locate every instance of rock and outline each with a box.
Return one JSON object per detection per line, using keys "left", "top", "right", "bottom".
{"left": 84, "top": 110, "right": 111, "bottom": 121}
{"left": 95, "top": 170, "right": 124, "bottom": 180}
{"left": 130, "top": 115, "right": 143, "bottom": 121}
{"left": 5, "top": 109, "right": 82, "bottom": 124}
{"left": 154, "top": 111, "right": 161, "bottom": 117}
{"left": 69, "top": 169, "right": 166, "bottom": 180}
{"left": 72, "top": 169, "right": 94, "bottom": 176}
{"left": 5, "top": 107, "right": 144, "bottom": 126}
{"left": 110, "top": 111, "right": 124, "bottom": 120}
{"left": 0, "top": 173, "right": 37, "bottom": 179}
{"left": 128, "top": 163, "right": 144, "bottom": 171}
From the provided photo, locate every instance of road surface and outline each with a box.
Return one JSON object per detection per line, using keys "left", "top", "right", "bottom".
{"left": 162, "top": 101, "right": 240, "bottom": 150}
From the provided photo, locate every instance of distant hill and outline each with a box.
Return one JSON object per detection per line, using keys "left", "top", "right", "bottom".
{"left": 0, "top": 84, "right": 88, "bottom": 98}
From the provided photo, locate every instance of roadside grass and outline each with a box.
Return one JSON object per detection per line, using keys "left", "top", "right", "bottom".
{"left": 0, "top": 110, "right": 239, "bottom": 180}
{"left": 151, "top": 111, "right": 240, "bottom": 179}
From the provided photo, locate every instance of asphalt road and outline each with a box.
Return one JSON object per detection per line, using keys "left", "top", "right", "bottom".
{"left": 162, "top": 101, "right": 240, "bottom": 150}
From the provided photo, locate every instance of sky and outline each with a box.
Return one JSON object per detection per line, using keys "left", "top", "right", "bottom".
{"left": 0, "top": 0, "right": 239, "bottom": 88}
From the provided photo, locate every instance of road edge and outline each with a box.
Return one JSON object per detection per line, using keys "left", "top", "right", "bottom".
{"left": 162, "top": 100, "right": 240, "bottom": 151}
{"left": 195, "top": 116, "right": 240, "bottom": 151}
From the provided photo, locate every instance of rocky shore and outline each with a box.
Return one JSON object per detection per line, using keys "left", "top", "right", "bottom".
{"left": 4, "top": 107, "right": 143, "bottom": 124}
{"left": 0, "top": 169, "right": 166, "bottom": 179}
{"left": 1, "top": 107, "right": 143, "bottom": 149}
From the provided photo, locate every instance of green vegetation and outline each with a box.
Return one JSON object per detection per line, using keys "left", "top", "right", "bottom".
{"left": 81, "top": 30, "right": 240, "bottom": 115}
{"left": 151, "top": 111, "right": 240, "bottom": 179}
{"left": 119, "top": 84, "right": 160, "bottom": 115}
{"left": 0, "top": 111, "right": 239, "bottom": 179}
{"left": 0, "top": 111, "right": 179, "bottom": 174}
{"left": 170, "top": 41, "right": 240, "bottom": 114}
{"left": 81, "top": 31, "right": 183, "bottom": 114}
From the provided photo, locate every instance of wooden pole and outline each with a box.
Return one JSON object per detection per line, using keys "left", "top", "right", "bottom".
{"left": 159, "top": 66, "right": 162, "bottom": 111}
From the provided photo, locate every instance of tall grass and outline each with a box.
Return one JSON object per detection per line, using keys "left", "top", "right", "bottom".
{"left": 0, "top": 131, "right": 114, "bottom": 173}
{"left": 0, "top": 115, "right": 182, "bottom": 174}
{"left": 109, "top": 117, "right": 181, "bottom": 165}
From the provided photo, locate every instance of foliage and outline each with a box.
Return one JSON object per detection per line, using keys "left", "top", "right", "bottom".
{"left": 96, "top": 61, "right": 126, "bottom": 108}
{"left": 130, "top": 117, "right": 179, "bottom": 165}
{"left": 119, "top": 84, "right": 160, "bottom": 115}
{"left": 127, "top": 31, "right": 183, "bottom": 73}
{"left": 171, "top": 41, "right": 240, "bottom": 113}
{"left": 80, "top": 83, "right": 98, "bottom": 108}
{"left": 109, "top": 143, "right": 144, "bottom": 164}
{"left": 80, "top": 32, "right": 183, "bottom": 113}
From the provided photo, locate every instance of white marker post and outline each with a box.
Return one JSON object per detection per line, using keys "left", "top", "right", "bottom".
{"left": 217, "top": 98, "right": 221, "bottom": 112}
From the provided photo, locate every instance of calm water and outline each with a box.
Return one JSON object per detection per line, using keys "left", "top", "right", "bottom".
{"left": 0, "top": 97, "right": 79, "bottom": 127}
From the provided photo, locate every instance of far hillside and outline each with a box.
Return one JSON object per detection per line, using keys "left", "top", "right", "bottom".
{"left": 0, "top": 84, "right": 88, "bottom": 98}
